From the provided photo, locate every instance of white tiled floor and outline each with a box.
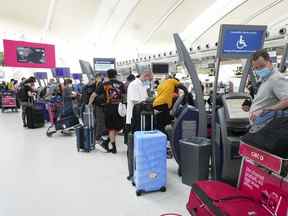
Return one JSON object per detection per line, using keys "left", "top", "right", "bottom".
{"left": 0, "top": 112, "right": 190, "bottom": 216}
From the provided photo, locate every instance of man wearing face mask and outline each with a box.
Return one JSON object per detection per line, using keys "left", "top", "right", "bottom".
{"left": 247, "top": 50, "right": 288, "bottom": 125}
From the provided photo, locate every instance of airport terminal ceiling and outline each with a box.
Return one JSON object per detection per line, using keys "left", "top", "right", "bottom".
{"left": 1, "top": 0, "right": 288, "bottom": 70}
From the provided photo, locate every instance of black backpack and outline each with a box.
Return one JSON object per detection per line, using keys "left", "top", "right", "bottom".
{"left": 242, "top": 116, "right": 288, "bottom": 158}
{"left": 17, "top": 84, "right": 27, "bottom": 102}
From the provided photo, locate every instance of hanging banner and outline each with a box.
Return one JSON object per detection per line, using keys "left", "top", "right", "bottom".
{"left": 3, "top": 39, "right": 56, "bottom": 68}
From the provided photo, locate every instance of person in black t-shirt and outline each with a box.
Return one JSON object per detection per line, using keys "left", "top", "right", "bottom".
{"left": 21, "top": 77, "right": 36, "bottom": 127}
{"left": 88, "top": 74, "right": 106, "bottom": 145}
{"left": 97, "top": 69, "right": 125, "bottom": 154}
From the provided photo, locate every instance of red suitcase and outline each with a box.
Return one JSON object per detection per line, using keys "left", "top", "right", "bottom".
{"left": 187, "top": 181, "right": 271, "bottom": 216}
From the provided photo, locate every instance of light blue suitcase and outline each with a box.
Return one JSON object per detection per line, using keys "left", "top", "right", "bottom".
{"left": 134, "top": 130, "right": 167, "bottom": 196}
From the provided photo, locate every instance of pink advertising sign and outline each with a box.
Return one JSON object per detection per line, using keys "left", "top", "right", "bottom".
{"left": 238, "top": 159, "right": 288, "bottom": 216}
{"left": 3, "top": 39, "right": 56, "bottom": 68}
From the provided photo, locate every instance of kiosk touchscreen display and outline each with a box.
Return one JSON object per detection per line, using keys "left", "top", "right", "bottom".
{"left": 225, "top": 98, "right": 249, "bottom": 120}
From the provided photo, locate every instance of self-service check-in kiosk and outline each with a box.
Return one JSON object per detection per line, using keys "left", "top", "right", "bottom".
{"left": 211, "top": 24, "right": 267, "bottom": 185}
{"left": 215, "top": 94, "right": 250, "bottom": 184}
{"left": 170, "top": 34, "right": 207, "bottom": 176}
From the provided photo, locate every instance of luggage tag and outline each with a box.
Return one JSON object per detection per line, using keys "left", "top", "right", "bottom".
{"left": 148, "top": 172, "right": 158, "bottom": 179}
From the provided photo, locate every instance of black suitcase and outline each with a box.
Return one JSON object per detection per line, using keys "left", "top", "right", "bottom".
{"left": 127, "top": 132, "right": 134, "bottom": 179}
{"left": 26, "top": 106, "right": 45, "bottom": 129}
{"left": 127, "top": 110, "right": 154, "bottom": 181}
{"left": 76, "top": 126, "right": 95, "bottom": 152}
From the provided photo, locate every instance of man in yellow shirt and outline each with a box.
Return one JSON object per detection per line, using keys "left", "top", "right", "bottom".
{"left": 153, "top": 77, "right": 187, "bottom": 133}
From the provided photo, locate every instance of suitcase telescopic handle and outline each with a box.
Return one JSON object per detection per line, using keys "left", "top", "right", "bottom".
{"left": 142, "top": 130, "right": 158, "bottom": 134}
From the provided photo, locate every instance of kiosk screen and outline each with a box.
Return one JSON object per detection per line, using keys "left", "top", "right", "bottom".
{"left": 225, "top": 98, "right": 249, "bottom": 120}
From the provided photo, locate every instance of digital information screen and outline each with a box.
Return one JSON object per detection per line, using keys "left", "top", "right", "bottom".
{"left": 94, "top": 58, "right": 115, "bottom": 72}
{"left": 16, "top": 46, "right": 46, "bottom": 64}
{"left": 218, "top": 25, "right": 267, "bottom": 59}
{"left": 225, "top": 98, "right": 249, "bottom": 120}
{"left": 152, "top": 63, "right": 169, "bottom": 74}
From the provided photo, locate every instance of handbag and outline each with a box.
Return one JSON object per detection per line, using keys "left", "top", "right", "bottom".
{"left": 118, "top": 102, "right": 127, "bottom": 117}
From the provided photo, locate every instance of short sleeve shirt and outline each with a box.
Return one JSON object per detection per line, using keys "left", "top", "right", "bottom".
{"left": 250, "top": 70, "right": 288, "bottom": 113}
{"left": 126, "top": 78, "right": 148, "bottom": 124}
{"left": 98, "top": 79, "right": 125, "bottom": 104}
{"left": 153, "top": 79, "right": 180, "bottom": 109}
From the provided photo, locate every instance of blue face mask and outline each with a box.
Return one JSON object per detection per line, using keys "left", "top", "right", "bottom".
{"left": 143, "top": 80, "right": 150, "bottom": 88}
{"left": 255, "top": 68, "right": 272, "bottom": 80}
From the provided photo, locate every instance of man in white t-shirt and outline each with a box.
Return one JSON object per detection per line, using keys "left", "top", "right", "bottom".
{"left": 125, "top": 70, "right": 153, "bottom": 181}
{"left": 126, "top": 70, "right": 153, "bottom": 128}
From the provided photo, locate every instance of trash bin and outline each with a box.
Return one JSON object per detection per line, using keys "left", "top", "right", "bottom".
{"left": 180, "top": 137, "right": 211, "bottom": 186}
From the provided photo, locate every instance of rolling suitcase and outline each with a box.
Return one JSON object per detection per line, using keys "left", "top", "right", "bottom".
{"left": 34, "top": 101, "right": 49, "bottom": 121}
{"left": 76, "top": 126, "right": 95, "bottom": 152}
{"left": 128, "top": 110, "right": 154, "bottom": 182}
{"left": 187, "top": 181, "right": 271, "bottom": 216}
{"left": 127, "top": 132, "right": 134, "bottom": 179}
{"left": 26, "top": 105, "right": 45, "bottom": 129}
{"left": 134, "top": 130, "right": 167, "bottom": 196}
{"left": 76, "top": 105, "right": 95, "bottom": 152}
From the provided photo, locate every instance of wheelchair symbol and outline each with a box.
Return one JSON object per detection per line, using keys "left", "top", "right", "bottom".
{"left": 236, "top": 35, "right": 247, "bottom": 49}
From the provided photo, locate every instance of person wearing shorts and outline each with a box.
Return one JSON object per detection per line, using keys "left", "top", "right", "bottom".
{"left": 98, "top": 69, "right": 125, "bottom": 154}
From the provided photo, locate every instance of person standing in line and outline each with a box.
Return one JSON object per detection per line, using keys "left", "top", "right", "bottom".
{"left": 153, "top": 77, "right": 187, "bottom": 134}
{"left": 19, "top": 77, "right": 36, "bottom": 127}
{"left": 125, "top": 70, "right": 153, "bottom": 180}
{"left": 97, "top": 69, "right": 125, "bottom": 154}
{"left": 88, "top": 73, "right": 107, "bottom": 149}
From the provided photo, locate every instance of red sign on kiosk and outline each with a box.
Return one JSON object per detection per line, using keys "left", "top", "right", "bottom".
{"left": 3, "top": 39, "right": 56, "bottom": 68}
{"left": 239, "top": 143, "right": 286, "bottom": 175}
{"left": 238, "top": 159, "right": 288, "bottom": 216}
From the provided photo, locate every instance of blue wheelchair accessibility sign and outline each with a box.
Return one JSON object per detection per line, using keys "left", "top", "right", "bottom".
{"left": 218, "top": 25, "right": 267, "bottom": 59}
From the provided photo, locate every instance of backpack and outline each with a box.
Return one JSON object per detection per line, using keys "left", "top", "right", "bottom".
{"left": 81, "top": 84, "right": 95, "bottom": 105}
{"left": 242, "top": 115, "right": 288, "bottom": 158}
{"left": 17, "top": 84, "right": 27, "bottom": 102}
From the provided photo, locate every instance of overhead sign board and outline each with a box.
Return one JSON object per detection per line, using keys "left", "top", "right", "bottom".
{"left": 72, "top": 73, "right": 82, "bottom": 80}
{"left": 217, "top": 25, "right": 267, "bottom": 59}
{"left": 94, "top": 58, "right": 115, "bottom": 72}
{"left": 53, "top": 67, "right": 71, "bottom": 78}
{"left": 34, "top": 72, "right": 48, "bottom": 80}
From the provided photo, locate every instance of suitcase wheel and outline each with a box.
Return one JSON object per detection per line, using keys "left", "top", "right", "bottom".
{"left": 132, "top": 182, "right": 135, "bottom": 187}
{"left": 136, "top": 190, "right": 144, "bottom": 196}
{"left": 160, "top": 187, "right": 166, "bottom": 192}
